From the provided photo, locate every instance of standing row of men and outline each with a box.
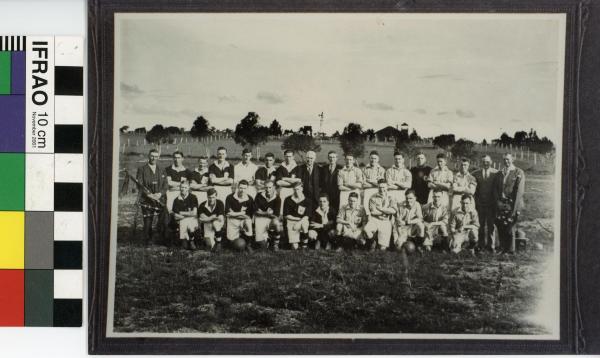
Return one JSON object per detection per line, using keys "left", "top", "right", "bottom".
{"left": 134, "top": 146, "right": 525, "bottom": 253}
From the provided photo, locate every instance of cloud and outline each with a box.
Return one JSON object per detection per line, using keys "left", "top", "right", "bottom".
{"left": 218, "top": 95, "right": 237, "bottom": 102}
{"left": 418, "top": 74, "right": 465, "bottom": 81}
{"left": 415, "top": 108, "right": 427, "bottom": 114}
{"left": 124, "top": 102, "right": 196, "bottom": 118}
{"left": 522, "top": 60, "right": 557, "bottom": 67}
{"left": 418, "top": 74, "right": 451, "bottom": 79}
{"left": 456, "top": 109, "right": 475, "bottom": 118}
{"left": 257, "top": 91, "right": 284, "bottom": 104}
{"left": 120, "top": 82, "right": 144, "bottom": 95}
{"left": 437, "top": 111, "right": 449, "bottom": 115}
{"left": 362, "top": 101, "right": 394, "bottom": 111}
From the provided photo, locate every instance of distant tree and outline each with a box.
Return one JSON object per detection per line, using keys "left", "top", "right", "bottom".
{"left": 283, "top": 129, "right": 295, "bottom": 136}
{"left": 299, "top": 125, "right": 313, "bottom": 136}
{"left": 134, "top": 127, "right": 146, "bottom": 134}
{"left": 332, "top": 130, "right": 341, "bottom": 139}
{"left": 269, "top": 119, "right": 283, "bottom": 137}
{"left": 482, "top": 139, "right": 488, "bottom": 146}
{"left": 145, "top": 125, "right": 170, "bottom": 148}
{"left": 409, "top": 129, "right": 421, "bottom": 142}
{"left": 363, "top": 129, "right": 376, "bottom": 141}
{"left": 281, "top": 133, "right": 321, "bottom": 159}
{"left": 119, "top": 125, "right": 130, "bottom": 134}
{"left": 165, "top": 126, "right": 182, "bottom": 135}
{"left": 234, "top": 112, "right": 269, "bottom": 148}
{"left": 339, "top": 123, "right": 365, "bottom": 158}
{"left": 529, "top": 136, "right": 554, "bottom": 154}
{"left": 395, "top": 134, "right": 416, "bottom": 158}
{"left": 451, "top": 139, "right": 476, "bottom": 160}
{"left": 528, "top": 128, "right": 539, "bottom": 141}
{"left": 397, "top": 128, "right": 410, "bottom": 143}
{"left": 498, "top": 132, "right": 512, "bottom": 146}
{"left": 432, "top": 134, "right": 456, "bottom": 151}
{"left": 190, "top": 116, "right": 211, "bottom": 138}
{"left": 513, "top": 131, "right": 528, "bottom": 145}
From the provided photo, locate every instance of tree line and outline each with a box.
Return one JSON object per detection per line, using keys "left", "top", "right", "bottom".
{"left": 120, "top": 112, "right": 554, "bottom": 158}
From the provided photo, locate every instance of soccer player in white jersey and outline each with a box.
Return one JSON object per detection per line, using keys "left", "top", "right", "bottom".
{"left": 427, "top": 153, "right": 453, "bottom": 206}
{"left": 337, "top": 153, "right": 364, "bottom": 209}
{"left": 234, "top": 148, "right": 258, "bottom": 198}
{"left": 450, "top": 158, "right": 477, "bottom": 211}
{"left": 386, "top": 151, "right": 412, "bottom": 205}
{"left": 362, "top": 151, "right": 386, "bottom": 215}
{"left": 364, "top": 179, "right": 397, "bottom": 251}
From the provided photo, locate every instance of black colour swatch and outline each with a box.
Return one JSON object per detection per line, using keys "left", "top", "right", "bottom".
{"left": 54, "top": 183, "right": 83, "bottom": 211}
{"left": 53, "top": 299, "right": 82, "bottom": 327}
{"left": 54, "top": 241, "right": 82, "bottom": 269}
{"left": 55, "top": 66, "right": 83, "bottom": 95}
{"left": 54, "top": 124, "right": 83, "bottom": 153}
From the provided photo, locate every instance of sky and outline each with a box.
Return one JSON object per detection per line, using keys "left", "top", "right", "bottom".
{"left": 114, "top": 13, "right": 565, "bottom": 142}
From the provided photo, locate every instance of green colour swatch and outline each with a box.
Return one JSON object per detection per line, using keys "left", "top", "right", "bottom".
{"left": 0, "top": 153, "right": 24, "bottom": 210}
{"left": 25, "top": 270, "right": 53, "bottom": 326}
{"left": 0, "top": 52, "right": 11, "bottom": 94}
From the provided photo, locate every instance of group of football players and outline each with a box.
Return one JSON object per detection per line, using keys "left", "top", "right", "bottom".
{"left": 134, "top": 146, "right": 525, "bottom": 255}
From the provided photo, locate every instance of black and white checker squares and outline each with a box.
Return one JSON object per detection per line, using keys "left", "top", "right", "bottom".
{"left": 52, "top": 37, "right": 84, "bottom": 327}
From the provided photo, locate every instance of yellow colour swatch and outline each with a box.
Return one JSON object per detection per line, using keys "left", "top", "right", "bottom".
{"left": 0, "top": 211, "right": 24, "bottom": 269}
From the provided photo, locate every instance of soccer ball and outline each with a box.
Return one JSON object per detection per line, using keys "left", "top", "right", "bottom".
{"left": 402, "top": 241, "right": 416, "bottom": 255}
{"left": 232, "top": 238, "right": 247, "bottom": 251}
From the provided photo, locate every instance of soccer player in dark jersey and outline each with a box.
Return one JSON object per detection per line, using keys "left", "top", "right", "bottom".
{"left": 189, "top": 156, "right": 211, "bottom": 204}
{"left": 225, "top": 179, "right": 255, "bottom": 249}
{"left": 198, "top": 188, "right": 225, "bottom": 251}
{"left": 275, "top": 150, "right": 301, "bottom": 210}
{"left": 171, "top": 181, "right": 199, "bottom": 250}
{"left": 254, "top": 180, "right": 282, "bottom": 249}
{"left": 283, "top": 181, "right": 310, "bottom": 250}
{"left": 209, "top": 146, "right": 234, "bottom": 203}
{"left": 308, "top": 193, "right": 337, "bottom": 250}
{"left": 410, "top": 152, "right": 433, "bottom": 205}
{"left": 165, "top": 151, "right": 191, "bottom": 212}
{"left": 165, "top": 151, "right": 190, "bottom": 189}
{"left": 255, "top": 152, "right": 277, "bottom": 192}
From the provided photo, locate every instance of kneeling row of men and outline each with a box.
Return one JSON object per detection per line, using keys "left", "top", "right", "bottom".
{"left": 172, "top": 176, "right": 480, "bottom": 253}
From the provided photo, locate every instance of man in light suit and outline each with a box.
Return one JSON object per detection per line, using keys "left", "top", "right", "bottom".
{"left": 472, "top": 155, "right": 499, "bottom": 252}
{"left": 494, "top": 153, "right": 525, "bottom": 255}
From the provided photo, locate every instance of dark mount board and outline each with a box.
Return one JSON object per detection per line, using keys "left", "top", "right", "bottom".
{"left": 87, "top": 0, "right": 600, "bottom": 354}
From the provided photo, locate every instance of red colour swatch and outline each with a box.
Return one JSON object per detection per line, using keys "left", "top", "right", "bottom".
{"left": 0, "top": 270, "right": 24, "bottom": 326}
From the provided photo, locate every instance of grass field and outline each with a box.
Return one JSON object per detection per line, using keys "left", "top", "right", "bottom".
{"left": 113, "top": 147, "right": 556, "bottom": 335}
{"left": 113, "top": 246, "right": 551, "bottom": 334}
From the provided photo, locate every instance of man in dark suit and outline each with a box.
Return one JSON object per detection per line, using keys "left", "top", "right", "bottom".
{"left": 472, "top": 155, "right": 499, "bottom": 252}
{"left": 135, "top": 149, "right": 168, "bottom": 245}
{"left": 296, "top": 150, "right": 321, "bottom": 213}
{"left": 494, "top": 153, "right": 526, "bottom": 254}
{"left": 320, "top": 150, "right": 340, "bottom": 210}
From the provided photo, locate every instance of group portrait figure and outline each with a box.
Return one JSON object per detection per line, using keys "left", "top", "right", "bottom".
{"left": 133, "top": 146, "right": 526, "bottom": 257}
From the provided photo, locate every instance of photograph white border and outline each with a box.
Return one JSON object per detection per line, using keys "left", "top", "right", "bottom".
{"left": 106, "top": 12, "right": 566, "bottom": 340}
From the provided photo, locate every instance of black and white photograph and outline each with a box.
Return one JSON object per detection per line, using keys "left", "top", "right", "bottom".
{"left": 106, "top": 13, "right": 565, "bottom": 339}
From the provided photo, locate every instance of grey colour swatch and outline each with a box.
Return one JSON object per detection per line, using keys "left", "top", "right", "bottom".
{"left": 25, "top": 211, "right": 54, "bottom": 269}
